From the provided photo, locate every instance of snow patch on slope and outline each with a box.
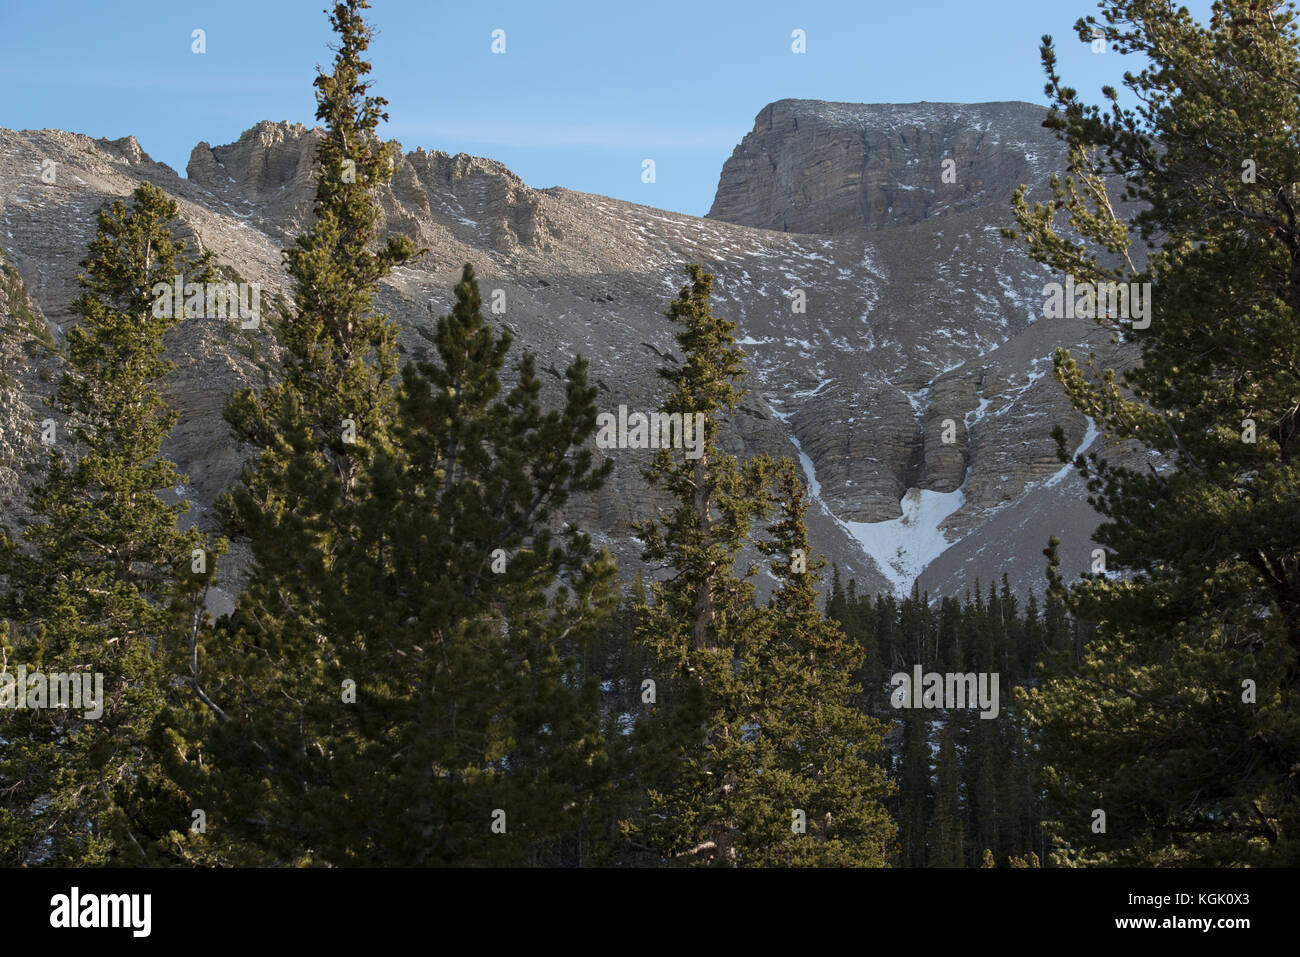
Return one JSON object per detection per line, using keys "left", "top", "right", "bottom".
{"left": 842, "top": 488, "right": 967, "bottom": 597}
{"left": 772, "top": 397, "right": 967, "bottom": 597}
{"left": 1044, "top": 417, "right": 1100, "bottom": 488}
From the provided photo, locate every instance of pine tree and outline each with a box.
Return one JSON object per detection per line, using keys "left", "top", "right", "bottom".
{"left": 937, "top": 595, "right": 963, "bottom": 673}
{"left": 1008, "top": 1, "right": 1300, "bottom": 865}
{"left": 875, "top": 591, "right": 899, "bottom": 673}
{"left": 737, "top": 459, "right": 895, "bottom": 865}
{"left": 1021, "top": 591, "right": 1044, "bottom": 674}
{"left": 324, "top": 263, "right": 618, "bottom": 865}
{"left": 928, "top": 718, "right": 964, "bottom": 866}
{"left": 0, "top": 182, "right": 223, "bottom": 864}
{"left": 894, "top": 705, "right": 932, "bottom": 867}
{"left": 965, "top": 708, "right": 1002, "bottom": 863}
{"left": 630, "top": 267, "right": 893, "bottom": 865}
{"left": 1004, "top": 701, "right": 1044, "bottom": 863}
{"left": 587, "top": 571, "right": 665, "bottom": 866}
{"left": 629, "top": 264, "right": 771, "bottom": 865}
{"left": 184, "top": 0, "right": 419, "bottom": 863}
{"left": 635, "top": 265, "right": 766, "bottom": 653}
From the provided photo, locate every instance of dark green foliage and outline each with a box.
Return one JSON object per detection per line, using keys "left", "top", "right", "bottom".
{"left": 633, "top": 265, "right": 768, "bottom": 660}
{"left": 1008, "top": 0, "right": 1300, "bottom": 866}
{"left": 731, "top": 460, "right": 894, "bottom": 865}
{"left": 322, "top": 263, "right": 619, "bottom": 865}
{"left": 0, "top": 257, "right": 53, "bottom": 351}
{"left": 178, "top": 1, "right": 619, "bottom": 865}
{"left": 628, "top": 266, "right": 894, "bottom": 866}
{"left": 0, "top": 182, "right": 224, "bottom": 864}
{"left": 11, "top": 0, "right": 1290, "bottom": 873}
{"left": 627, "top": 265, "right": 773, "bottom": 864}
{"left": 928, "top": 720, "right": 963, "bottom": 867}
{"left": 827, "top": 579, "right": 1057, "bottom": 866}
{"left": 186, "top": 0, "right": 421, "bottom": 864}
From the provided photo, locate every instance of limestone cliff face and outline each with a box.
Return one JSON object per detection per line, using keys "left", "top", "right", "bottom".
{"left": 188, "top": 121, "right": 321, "bottom": 230}
{"left": 701, "top": 99, "right": 1147, "bottom": 597}
{"left": 707, "top": 99, "right": 1062, "bottom": 234}
{"left": 0, "top": 101, "right": 1142, "bottom": 603}
{"left": 0, "top": 252, "right": 51, "bottom": 531}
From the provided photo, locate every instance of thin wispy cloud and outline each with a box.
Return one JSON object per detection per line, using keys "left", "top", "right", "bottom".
{"left": 387, "top": 120, "right": 748, "bottom": 151}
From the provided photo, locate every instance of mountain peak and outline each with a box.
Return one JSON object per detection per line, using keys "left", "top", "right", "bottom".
{"left": 708, "top": 99, "right": 1061, "bottom": 234}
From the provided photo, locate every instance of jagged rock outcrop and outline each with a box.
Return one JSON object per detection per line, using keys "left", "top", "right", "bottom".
{"left": 186, "top": 123, "right": 561, "bottom": 256}
{"left": 188, "top": 121, "right": 321, "bottom": 229}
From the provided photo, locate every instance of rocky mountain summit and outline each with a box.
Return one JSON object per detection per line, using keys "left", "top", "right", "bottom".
{"left": 707, "top": 100, "right": 1063, "bottom": 234}
{"left": 0, "top": 100, "right": 1135, "bottom": 610}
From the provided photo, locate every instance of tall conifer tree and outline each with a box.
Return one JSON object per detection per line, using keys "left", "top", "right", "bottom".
{"left": 0, "top": 183, "right": 222, "bottom": 864}
{"left": 630, "top": 266, "right": 892, "bottom": 865}
{"left": 187, "top": 0, "right": 418, "bottom": 863}
{"left": 630, "top": 265, "right": 771, "bottom": 864}
{"left": 1009, "top": 0, "right": 1300, "bottom": 864}
{"left": 740, "top": 459, "right": 894, "bottom": 865}
{"left": 928, "top": 718, "right": 964, "bottom": 866}
{"left": 326, "top": 263, "right": 618, "bottom": 865}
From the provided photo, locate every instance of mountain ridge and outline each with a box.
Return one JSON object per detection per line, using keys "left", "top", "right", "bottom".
{"left": 0, "top": 99, "right": 1139, "bottom": 609}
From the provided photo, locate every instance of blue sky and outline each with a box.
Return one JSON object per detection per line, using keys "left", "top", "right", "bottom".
{"left": 1, "top": 0, "right": 1214, "bottom": 216}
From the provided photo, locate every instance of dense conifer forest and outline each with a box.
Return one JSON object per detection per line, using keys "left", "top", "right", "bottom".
{"left": 2, "top": 0, "right": 1297, "bottom": 873}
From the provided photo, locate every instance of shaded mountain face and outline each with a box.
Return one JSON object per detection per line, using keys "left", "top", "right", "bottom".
{"left": 0, "top": 100, "right": 1135, "bottom": 609}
